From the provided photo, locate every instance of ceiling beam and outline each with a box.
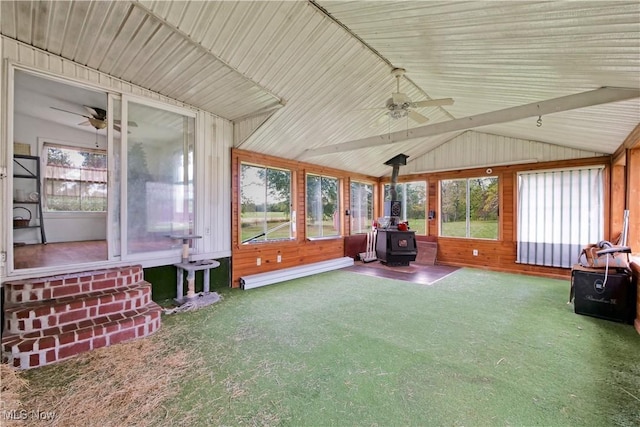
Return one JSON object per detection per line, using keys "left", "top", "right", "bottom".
{"left": 298, "top": 87, "right": 640, "bottom": 159}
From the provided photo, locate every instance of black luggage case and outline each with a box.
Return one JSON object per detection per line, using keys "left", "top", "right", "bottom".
{"left": 571, "top": 264, "right": 636, "bottom": 324}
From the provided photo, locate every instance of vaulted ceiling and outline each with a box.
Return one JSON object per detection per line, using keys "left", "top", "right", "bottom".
{"left": 1, "top": 1, "right": 639, "bottom": 177}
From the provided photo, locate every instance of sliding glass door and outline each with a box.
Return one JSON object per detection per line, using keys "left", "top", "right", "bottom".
{"left": 122, "top": 97, "right": 195, "bottom": 257}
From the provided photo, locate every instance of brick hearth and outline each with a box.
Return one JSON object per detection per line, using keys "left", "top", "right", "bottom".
{"left": 2, "top": 265, "right": 161, "bottom": 369}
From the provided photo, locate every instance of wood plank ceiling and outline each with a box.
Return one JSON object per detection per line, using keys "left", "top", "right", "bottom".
{"left": 1, "top": 1, "right": 639, "bottom": 177}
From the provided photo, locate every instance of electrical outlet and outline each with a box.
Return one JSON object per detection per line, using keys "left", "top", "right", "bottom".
{"left": 277, "top": 254, "right": 282, "bottom": 263}
{"left": 473, "top": 249, "right": 478, "bottom": 256}
{"left": 256, "top": 257, "right": 261, "bottom": 266}
{"left": 0, "top": 251, "right": 6, "bottom": 262}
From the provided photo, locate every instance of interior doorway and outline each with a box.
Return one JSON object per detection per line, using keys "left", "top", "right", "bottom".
{"left": 12, "top": 70, "right": 112, "bottom": 270}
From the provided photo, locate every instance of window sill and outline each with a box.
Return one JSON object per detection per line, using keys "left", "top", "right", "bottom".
{"left": 306, "top": 236, "right": 343, "bottom": 242}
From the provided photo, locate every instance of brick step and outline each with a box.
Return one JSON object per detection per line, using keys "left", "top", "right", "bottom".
{"left": 1, "top": 302, "right": 162, "bottom": 370}
{"left": 3, "top": 265, "right": 143, "bottom": 304}
{"left": 3, "top": 282, "right": 152, "bottom": 335}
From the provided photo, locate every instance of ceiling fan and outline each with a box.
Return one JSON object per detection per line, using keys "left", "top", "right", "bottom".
{"left": 50, "top": 105, "right": 137, "bottom": 133}
{"left": 371, "top": 68, "right": 454, "bottom": 125}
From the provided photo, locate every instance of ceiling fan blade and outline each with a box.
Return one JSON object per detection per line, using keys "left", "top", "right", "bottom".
{"left": 408, "top": 110, "right": 429, "bottom": 124}
{"left": 51, "top": 106, "right": 91, "bottom": 119}
{"left": 413, "top": 98, "right": 455, "bottom": 108}
{"left": 84, "top": 106, "right": 107, "bottom": 120}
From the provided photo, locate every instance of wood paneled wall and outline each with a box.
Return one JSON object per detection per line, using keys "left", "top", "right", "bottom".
{"left": 231, "top": 149, "right": 378, "bottom": 287}
{"left": 393, "top": 156, "right": 612, "bottom": 279}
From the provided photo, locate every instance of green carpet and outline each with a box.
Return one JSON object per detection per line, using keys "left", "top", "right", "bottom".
{"left": 161, "top": 268, "right": 640, "bottom": 426}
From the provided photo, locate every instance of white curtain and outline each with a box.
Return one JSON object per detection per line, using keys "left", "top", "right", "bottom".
{"left": 517, "top": 167, "right": 604, "bottom": 268}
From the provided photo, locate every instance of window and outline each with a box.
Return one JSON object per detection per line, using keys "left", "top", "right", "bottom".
{"left": 306, "top": 174, "right": 340, "bottom": 238}
{"left": 350, "top": 181, "right": 373, "bottom": 234}
{"left": 43, "top": 144, "right": 107, "bottom": 212}
{"left": 125, "top": 100, "right": 194, "bottom": 254}
{"left": 440, "top": 177, "right": 498, "bottom": 239}
{"left": 241, "top": 164, "right": 292, "bottom": 243}
{"left": 517, "top": 167, "right": 604, "bottom": 268}
{"left": 383, "top": 181, "right": 427, "bottom": 234}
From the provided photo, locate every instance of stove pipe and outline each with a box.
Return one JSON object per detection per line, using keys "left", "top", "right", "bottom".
{"left": 385, "top": 154, "right": 409, "bottom": 201}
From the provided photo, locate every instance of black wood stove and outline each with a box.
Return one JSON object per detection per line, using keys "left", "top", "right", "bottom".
{"left": 375, "top": 154, "right": 418, "bottom": 266}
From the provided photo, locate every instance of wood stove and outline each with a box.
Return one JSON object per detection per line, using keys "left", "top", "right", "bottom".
{"left": 375, "top": 154, "right": 418, "bottom": 266}
{"left": 376, "top": 229, "right": 417, "bottom": 266}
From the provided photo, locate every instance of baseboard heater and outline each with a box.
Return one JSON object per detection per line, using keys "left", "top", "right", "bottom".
{"left": 241, "top": 257, "right": 354, "bottom": 290}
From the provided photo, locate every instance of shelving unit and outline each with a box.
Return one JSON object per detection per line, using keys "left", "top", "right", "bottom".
{"left": 13, "top": 155, "right": 47, "bottom": 244}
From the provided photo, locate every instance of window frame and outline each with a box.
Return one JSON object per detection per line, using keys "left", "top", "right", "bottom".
{"left": 239, "top": 162, "right": 294, "bottom": 244}
{"left": 41, "top": 140, "right": 108, "bottom": 213}
{"left": 305, "top": 173, "right": 341, "bottom": 240}
{"left": 350, "top": 180, "right": 374, "bottom": 235}
{"left": 439, "top": 176, "right": 499, "bottom": 240}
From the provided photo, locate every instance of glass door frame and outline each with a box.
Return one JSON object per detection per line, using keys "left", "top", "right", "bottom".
{"left": 119, "top": 94, "right": 198, "bottom": 263}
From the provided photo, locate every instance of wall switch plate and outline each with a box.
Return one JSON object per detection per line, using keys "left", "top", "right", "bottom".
{"left": 473, "top": 249, "right": 478, "bottom": 256}
{"left": 277, "top": 255, "right": 282, "bottom": 263}
{"left": 256, "top": 257, "right": 261, "bottom": 266}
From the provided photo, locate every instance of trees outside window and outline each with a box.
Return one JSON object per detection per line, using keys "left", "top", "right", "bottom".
{"left": 440, "top": 177, "right": 498, "bottom": 239}
{"left": 306, "top": 174, "right": 340, "bottom": 238}
{"left": 241, "top": 164, "right": 292, "bottom": 243}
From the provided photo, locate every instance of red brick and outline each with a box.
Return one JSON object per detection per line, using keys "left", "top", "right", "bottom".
{"left": 98, "top": 302, "right": 124, "bottom": 315}
{"left": 43, "top": 289, "right": 52, "bottom": 300}
{"left": 58, "top": 341, "right": 90, "bottom": 360}
{"left": 47, "top": 315, "right": 58, "bottom": 327}
{"left": 15, "top": 293, "right": 23, "bottom": 303}
{"left": 92, "top": 279, "right": 116, "bottom": 291}
{"left": 64, "top": 277, "right": 79, "bottom": 284}
{"left": 48, "top": 279, "right": 64, "bottom": 288}
{"left": 17, "top": 339, "right": 35, "bottom": 352}
{"left": 92, "top": 336, "right": 107, "bottom": 349}
{"left": 104, "top": 323, "right": 120, "bottom": 334}
{"left": 58, "top": 333, "right": 75, "bottom": 345}
{"left": 67, "top": 300, "right": 84, "bottom": 311}
{"left": 88, "top": 307, "right": 97, "bottom": 317}
{"left": 108, "top": 313, "right": 125, "bottom": 322}
{"left": 76, "top": 328, "right": 94, "bottom": 341}
{"left": 34, "top": 305, "right": 53, "bottom": 317}
{"left": 81, "top": 283, "right": 92, "bottom": 292}
{"left": 113, "top": 292, "right": 128, "bottom": 301}
{"left": 107, "top": 271, "right": 118, "bottom": 278}
{"left": 13, "top": 358, "right": 21, "bottom": 368}
{"left": 133, "top": 315, "right": 147, "bottom": 326}
{"left": 124, "top": 301, "right": 132, "bottom": 310}
{"left": 11, "top": 283, "right": 24, "bottom": 290}
{"left": 78, "top": 319, "right": 94, "bottom": 329}
{"left": 61, "top": 323, "right": 78, "bottom": 333}
{"left": 119, "top": 317, "right": 134, "bottom": 330}
{"left": 93, "top": 273, "right": 106, "bottom": 281}
{"left": 58, "top": 309, "right": 87, "bottom": 325}
{"left": 84, "top": 297, "right": 99, "bottom": 307}
{"left": 53, "top": 285, "right": 80, "bottom": 298}
{"left": 110, "top": 328, "right": 136, "bottom": 345}
{"left": 38, "top": 336, "right": 56, "bottom": 350}
{"left": 17, "top": 320, "right": 25, "bottom": 330}
{"left": 32, "top": 319, "right": 42, "bottom": 329}
{"left": 14, "top": 309, "right": 29, "bottom": 319}
{"left": 46, "top": 349, "right": 56, "bottom": 363}
{"left": 30, "top": 353, "right": 40, "bottom": 367}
